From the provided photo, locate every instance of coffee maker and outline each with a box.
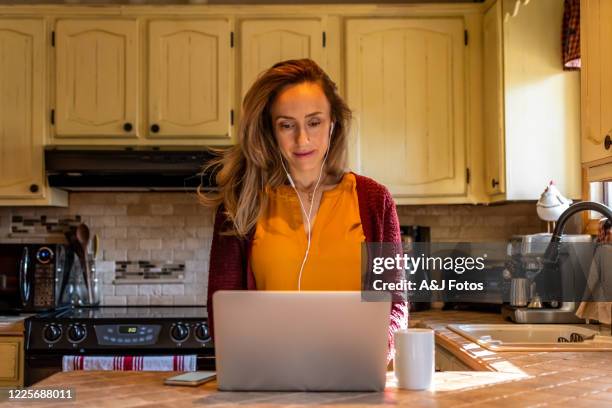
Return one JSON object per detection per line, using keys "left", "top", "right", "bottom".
{"left": 502, "top": 233, "right": 593, "bottom": 323}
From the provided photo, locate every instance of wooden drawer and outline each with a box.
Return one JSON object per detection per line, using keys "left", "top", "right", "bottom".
{"left": 0, "top": 337, "right": 24, "bottom": 386}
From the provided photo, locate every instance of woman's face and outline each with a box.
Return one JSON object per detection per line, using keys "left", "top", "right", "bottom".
{"left": 270, "top": 81, "right": 333, "bottom": 178}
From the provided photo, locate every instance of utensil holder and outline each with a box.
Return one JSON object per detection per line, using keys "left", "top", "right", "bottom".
{"left": 64, "top": 259, "right": 99, "bottom": 307}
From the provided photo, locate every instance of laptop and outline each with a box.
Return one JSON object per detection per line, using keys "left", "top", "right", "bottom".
{"left": 213, "top": 291, "right": 391, "bottom": 391}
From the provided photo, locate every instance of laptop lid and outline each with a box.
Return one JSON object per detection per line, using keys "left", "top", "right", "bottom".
{"left": 213, "top": 291, "right": 390, "bottom": 391}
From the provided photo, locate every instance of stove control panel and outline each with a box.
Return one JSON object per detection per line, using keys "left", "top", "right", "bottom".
{"left": 95, "top": 324, "right": 160, "bottom": 346}
{"left": 27, "top": 319, "right": 213, "bottom": 351}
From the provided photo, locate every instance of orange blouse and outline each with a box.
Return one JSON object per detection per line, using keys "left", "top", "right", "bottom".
{"left": 251, "top": 173, "right": 366, "bottom": 290}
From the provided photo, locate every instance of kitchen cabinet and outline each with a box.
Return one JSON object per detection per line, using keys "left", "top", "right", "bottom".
{"left": 345, "top": 18, "right": 467, "bottom": 201}
{"left": 482, "top": 0, "right": 581, "bottom": 201}
{"left": 0, "top": 337, "right": 24, "bottom": 387}
{"left": 54, "top": 19, "right": 139, "bottom": 139}
{"left": 435, "top": 344, "right": 472, "bottom": 372}
{"left": 239, "top": 19, "right": 325, "bottom": 99}
{"left": 0, "top": 316, "right": 28, "bottom": 387}
{"left": 53, "top": 17, "right": 234, "bottom": 145}
{"left": 148, "top": 19, "right": 232, "bottom": 140}
{"left": 0, "top": 19, "right": 66, "bottom": 206}
{"left": 581, "top": 0, "right": 612, "bottom": 166}
{"left": 1, "top": 3, "right": 554, "bottom": 205}
{"left": 482, "top": 0, "right": 505, "bottom": 196}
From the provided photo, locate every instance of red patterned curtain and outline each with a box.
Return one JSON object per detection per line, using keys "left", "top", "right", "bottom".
{"left": 562, "top": 0, "right": 581, "bottom": 70}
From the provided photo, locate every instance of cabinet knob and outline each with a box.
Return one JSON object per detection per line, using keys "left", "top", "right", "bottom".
{"left": 29, "top": 184, "right": 39, "bottom": 193}
{"left": 605, "top": 135, "right": 612, "bottom": 150}
{"left": 123, "top": 122, "right": 133, "bottom": 132}
{"left": 491, "top": 179, "right": 499, "bottom": 188}
{"left": 150, "top": 124, "right": 160, "bottom": 133}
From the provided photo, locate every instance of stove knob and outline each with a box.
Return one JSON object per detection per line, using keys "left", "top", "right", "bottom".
{"left": 68, "top": 324, "right": 87, "bottom": 343}
{"left": 194, "top": 323, "right": 211, "bottom": 342}
{"left": 43, "top": 324, "right": 62, "bottom": 343}
{"left": 170, "top": 323, "right": 189, "bottom": 343}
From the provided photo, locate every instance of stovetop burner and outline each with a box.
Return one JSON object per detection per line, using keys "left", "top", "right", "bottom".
{"left": 51, "top": 306, "right": 208, "bottom": 320}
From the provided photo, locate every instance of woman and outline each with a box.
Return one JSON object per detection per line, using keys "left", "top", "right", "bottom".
{"left": 199, "top": 59, "right": 407, "bottom": 361}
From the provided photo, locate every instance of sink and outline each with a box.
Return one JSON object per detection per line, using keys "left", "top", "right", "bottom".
{"left": 448, "top": 324, "right": 612, "bottom": 351}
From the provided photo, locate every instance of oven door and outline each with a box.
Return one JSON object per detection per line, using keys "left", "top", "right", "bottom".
{"left": 25, "top": 354, "right": 63, "bottom": 386}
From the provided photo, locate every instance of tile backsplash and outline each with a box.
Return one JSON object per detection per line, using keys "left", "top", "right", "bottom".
{"left": 0, "top": 193, "right": 580, "bottom": 306}
{"left": 397, "top": 202, "right": 552, "bottom": 242}
{"left": 0, "top": 192, "right": 213, "bottom": 306}
{"left": 114, "top": 260, "right": 185, "bottom": 283}
{"left": 10, "top": 214, "right": 82, "bottom": 235}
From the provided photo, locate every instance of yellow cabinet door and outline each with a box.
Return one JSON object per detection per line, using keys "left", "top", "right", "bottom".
{"left": 0, "top": 337, "right": 23, "bottom": 387}
{"left": 148, "top": 19, "right": 232, "bottom": 140}
{"left": 483, "top": 1, "right": 506, "bottom": 196}
{"left": 55, "top": 19, "right": 138, "bottom": 138}
{"left": 0, "top": 19, "right": 45, "bottom": 199}
{"left": 346, "top": 18, "right": 466, "bottom": 198}
{"left": 581, "top": 0, "right": 612, "bottom": 164}
{"left": 239, "top": 19, "right": 324, "bottom": 99}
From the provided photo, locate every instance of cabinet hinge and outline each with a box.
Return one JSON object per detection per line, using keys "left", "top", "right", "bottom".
{"left": 230, "top": 31, "right": 234, "bottom": 48}
{"left": 322, "top": 31, "right": 326, "bottom": 48}
{"left": 464, "top": 30, "right": 468, "bottom": 46}
{"left": 466, "top": 168, "right": 471, "bottom": 184}
{"left": 51, "top": 31, "right": 55, "bottom": 47}
{"left": 50, "top": 109, "right": 55, "bottom": 125}
{"left": 230, "top": 109, "right": 234, "bottom": 126}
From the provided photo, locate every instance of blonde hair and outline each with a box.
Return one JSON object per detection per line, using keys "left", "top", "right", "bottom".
{"left": 197, "top": 59, "right": 352, "bottom": 237}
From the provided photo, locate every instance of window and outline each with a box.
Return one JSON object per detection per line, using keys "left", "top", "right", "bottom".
{"left": 589, "top": 181, "right": 612, "bottom": 219}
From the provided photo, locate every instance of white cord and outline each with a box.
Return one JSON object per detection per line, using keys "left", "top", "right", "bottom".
{"left": 279, "top": 122, "right": 334, "bottom": 290}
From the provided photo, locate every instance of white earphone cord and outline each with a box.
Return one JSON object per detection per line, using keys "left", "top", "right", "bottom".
{"left": 279, "top": 122, "right": 334, "bottom": 290}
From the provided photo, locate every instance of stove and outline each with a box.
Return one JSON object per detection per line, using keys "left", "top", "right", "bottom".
{"left": 25, "top": 306, "right": 214, "bottom": 385}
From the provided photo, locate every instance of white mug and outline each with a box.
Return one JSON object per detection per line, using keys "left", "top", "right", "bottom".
{"left": 394, "top": 328, "right": 434, "bottom": 390}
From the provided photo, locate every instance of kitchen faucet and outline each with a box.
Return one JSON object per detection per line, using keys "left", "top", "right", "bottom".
{"left": 543, "top": 201, "right": 612, "bottom": 265}
{"left": 541, "top": 201, "right": 612, "bottom": 309}
{"left": 503, "top": 201, "right": 612, "bottom": 323}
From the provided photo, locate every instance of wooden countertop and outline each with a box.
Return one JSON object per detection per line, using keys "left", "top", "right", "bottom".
{"left": 6, "top": 310, "right": 612, "bottom": 407}
{"left": 0, "top": 314, "right": 30, "bottom": 335}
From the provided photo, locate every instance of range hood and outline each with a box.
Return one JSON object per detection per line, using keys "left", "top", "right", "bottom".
{"left": 45, "top": 148, "right": 221, "bottom": 191}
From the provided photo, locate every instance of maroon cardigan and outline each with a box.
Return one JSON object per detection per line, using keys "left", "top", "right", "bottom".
{"left": 207, "top": 172, "right": 408, "bottom": 361}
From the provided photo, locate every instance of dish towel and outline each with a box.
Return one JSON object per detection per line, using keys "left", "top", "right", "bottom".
{"left": 575, "top": 244, "right": 612, "bottom": 324}
{"left": 62, "top": 355, "right": 197, "bottom": 372}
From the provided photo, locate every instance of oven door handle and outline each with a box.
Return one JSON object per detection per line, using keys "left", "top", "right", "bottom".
{"left": 19, "top": 247, "right": 31, "bottom": 307}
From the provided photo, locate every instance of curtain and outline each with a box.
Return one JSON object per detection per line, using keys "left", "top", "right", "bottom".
{"left": 562, "top": 0, "right": 581, "bottom": 70}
